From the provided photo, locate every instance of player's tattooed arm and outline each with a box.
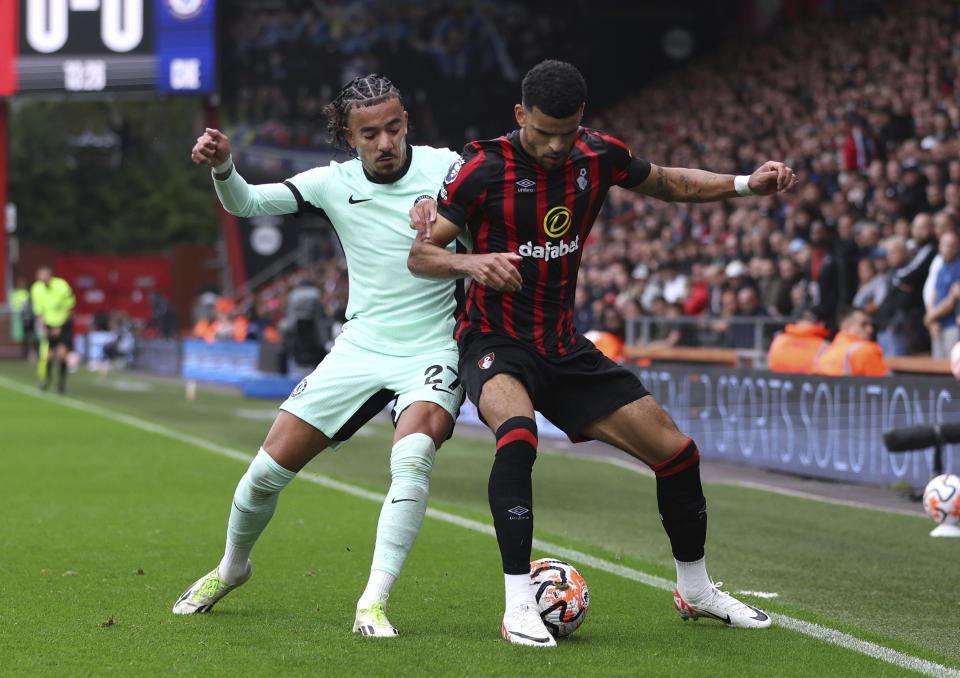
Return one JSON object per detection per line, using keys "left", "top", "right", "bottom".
{"left": 632, "top": 162, "right": 797, "bottom": 202}
{"left": 634, "top": 165, "right": 732, "bottom": 202}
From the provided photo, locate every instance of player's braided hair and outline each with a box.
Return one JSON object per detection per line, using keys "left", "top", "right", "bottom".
{"left": 521, "top": 60, "right": 587, "bottom": 118}
{"left": 323, "top": 74, "right": 403, "bottom": 155}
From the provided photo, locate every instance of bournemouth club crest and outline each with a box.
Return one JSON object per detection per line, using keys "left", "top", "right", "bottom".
{"left": 478, "top": 352, "right": 495, "bottom": 370}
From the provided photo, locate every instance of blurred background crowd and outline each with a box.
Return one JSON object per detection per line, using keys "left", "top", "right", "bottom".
{"left": 580, "top": 0, "right": 960, "bottom": 360}
{"left": 10, "top": 0, "right": 960, "bottom": 370}
{"left": 199, "top": 0, "right": 960, "bottom": 366}
{"left": 221, "top": 0, "right": 556, "bottom": 148}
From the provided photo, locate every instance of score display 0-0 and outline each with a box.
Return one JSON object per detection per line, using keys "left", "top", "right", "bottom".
{"left": 1, "top": 0, "right": 216, "bottom": 95}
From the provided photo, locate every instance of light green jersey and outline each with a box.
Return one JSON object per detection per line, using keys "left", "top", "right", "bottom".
{"left": 214, "top": 145, "right": 461, "bottom": 356}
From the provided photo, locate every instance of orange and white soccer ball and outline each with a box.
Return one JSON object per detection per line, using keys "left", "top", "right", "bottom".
{"left": 922, "top": 474, "right": 960, "bottom": 524}
{"left": 529, "top": 558, "right": 589, "bottom": 638}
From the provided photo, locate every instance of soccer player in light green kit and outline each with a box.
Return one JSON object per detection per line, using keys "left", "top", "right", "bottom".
{"left": 172, "top": 75, "right": 466, "bottom": 637}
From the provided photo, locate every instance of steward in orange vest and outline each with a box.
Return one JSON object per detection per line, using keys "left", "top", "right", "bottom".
{"left": 193, "top": 317, "right": 217, "bottom": 344}
{"left": 768, "top": 312, "right": 830, "bottom": 373}
{"left": 584, "top": 329, "right": 626, "bottom": 363}
{"left": 812, "top": 308, "right": 890, "bottom": 376}
{"left": 585, "top": 306, "right": 628, "bottom": 362}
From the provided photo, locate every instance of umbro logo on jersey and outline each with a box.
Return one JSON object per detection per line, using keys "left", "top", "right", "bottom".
{"left": 515, "top": 178, "right": 536, "bottom": 193}
{"left": 576, "top": 167, "right": 589, "bottom": 191}
{"left": 348, "top": 195, "right": 372, "bottom": 204}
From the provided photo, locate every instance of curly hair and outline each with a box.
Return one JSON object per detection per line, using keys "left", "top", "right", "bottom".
{"left": 521, "top": 60, "right": 587, "bottom": 118}
{"left": 323, "top": 74, "right": 403, "bottom": 155}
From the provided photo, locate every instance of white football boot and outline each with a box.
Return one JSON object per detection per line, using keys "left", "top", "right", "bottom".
{"left": 674, "top": 581, "right": 772, "bottom": 628}
{"left": 353, "top": 593, "right": 399, "bottom": 637}
{"left": 501, "top": 602, "right": 557, "bottom": 647}
{"left": 172, "top": 560, "right": 251, "bottom": 614}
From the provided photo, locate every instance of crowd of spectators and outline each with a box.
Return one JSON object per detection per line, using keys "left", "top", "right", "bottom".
{"left": 576, "top": 0, "right": 960, "bottom": 359}
{"left": 222, "top": 0, "right": 554, "bottom": 149}
{"left": 192, "top": 259, "right": 347, "bottom": 364}
{"left": 214, "top": 0, "right": 960, "bottom": 362}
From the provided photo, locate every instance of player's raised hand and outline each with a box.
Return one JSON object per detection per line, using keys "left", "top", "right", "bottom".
{"left": 468, "top": 253, "right": 523, "bottom": 292}
{"left": 410, "top": 199, "right": 438, "bottom": 241}
{"left": 191, "top": 128, "right": 232, "bottom": 166}
{"left": 748, "top": 161, "right": 798, "bottom": 195}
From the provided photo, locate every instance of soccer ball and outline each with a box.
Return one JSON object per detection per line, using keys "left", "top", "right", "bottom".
{"left": 922, "top": 474, "right": 960, "bottom": 524}
{"left": 529, "top": 558, "right": 589, "bottom": 638}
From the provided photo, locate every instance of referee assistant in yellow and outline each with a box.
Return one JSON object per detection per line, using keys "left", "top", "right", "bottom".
{"left": 31, "top": 266, "right": 75, "bottom": 393}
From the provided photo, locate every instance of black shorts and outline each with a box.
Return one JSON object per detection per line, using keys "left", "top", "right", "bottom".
{"left": 45, "top": 320, "right": 74, "bottom": 350}
{"left": 458, "top": 329, "right": 650, "bottom": 440}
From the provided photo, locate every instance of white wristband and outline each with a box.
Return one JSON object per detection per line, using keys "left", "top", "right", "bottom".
{"left": 212, "top": 154, "right": 234, "bottom": 176}
{"left": 734, "top": 174, "right": 755, "bottom": 196}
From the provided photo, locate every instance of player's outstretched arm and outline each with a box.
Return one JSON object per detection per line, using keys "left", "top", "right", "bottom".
{"left": 190, "top": 127, "right": 299, "bottom": 217}
{"left": 408, "top": 215, "right": 522, "bottom": 292}
{"left": 631, "top": 161, "right": 797, "bottom": 203}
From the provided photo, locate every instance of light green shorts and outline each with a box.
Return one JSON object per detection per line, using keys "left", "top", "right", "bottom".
{"left": 279, "top": 336, "right": 463, "bottom": 447}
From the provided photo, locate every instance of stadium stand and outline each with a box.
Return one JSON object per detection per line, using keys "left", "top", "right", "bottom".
{"left": 207, "top": 0, "right": 960, "bottom": 370}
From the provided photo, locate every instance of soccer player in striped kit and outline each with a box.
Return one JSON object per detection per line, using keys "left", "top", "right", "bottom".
{"left": 173, "top": 75, "right": 465, "bottom": 638}
{"left": 409, "top": 60, "right": 797, "bottom": 646}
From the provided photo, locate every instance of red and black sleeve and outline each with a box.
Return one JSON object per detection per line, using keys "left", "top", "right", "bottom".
{"left": 593, "top": 130, "right": 651, "bottom": 188}
{"left": 437, "top": 142, "right": 489, "bottom": 232}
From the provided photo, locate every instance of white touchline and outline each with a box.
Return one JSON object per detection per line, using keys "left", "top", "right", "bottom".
{"left": 2, "top": 374, "right": 957, "bottom": 678}
{"left": 736, "top": 590, "right": 780, "bottom": 599}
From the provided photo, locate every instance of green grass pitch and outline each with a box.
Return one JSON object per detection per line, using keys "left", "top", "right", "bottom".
{"left": 0, "top": 363, "right": 958, "bottom": 677}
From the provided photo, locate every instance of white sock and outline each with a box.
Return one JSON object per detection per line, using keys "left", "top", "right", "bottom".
{"left": 675, "top": 556, "right": 712, "bottom": 601}
{"left": 504, "top": 573, "right": 535, "bottom": 609}
{"left": 357, "top": 569, "right": 397, "bottom": 610}
{"left": 217, "top": 542, "right": 252, "bottom": 584}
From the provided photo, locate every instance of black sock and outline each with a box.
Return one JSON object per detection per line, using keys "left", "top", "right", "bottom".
{"left": 488, "top": 416, "right": 538, "bottom": 575}
{"left": 58, "top": 359, "right": 67, "bottom": 388}
{"left": 654, "top": 439, "right": 707, "bottom": 562}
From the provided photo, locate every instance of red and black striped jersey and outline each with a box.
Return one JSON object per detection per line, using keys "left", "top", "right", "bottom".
{"left": 437, "top": 127, "right": 651, "bottom": 356}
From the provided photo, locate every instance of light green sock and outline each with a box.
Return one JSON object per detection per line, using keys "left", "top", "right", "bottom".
{"left": 223, "top": 447, "right": 296, "bottom": 555}
{"left": 366, "top": 433, "right": 436, "bottom": 586}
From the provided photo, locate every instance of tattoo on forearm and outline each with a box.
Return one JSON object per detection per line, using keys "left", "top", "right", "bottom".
{"left": 679, "top": 172, "right": 703, "bottom": 200}
{"left": 653, "top": 166, "right": 668, "bottom": 199}
{"left": 449, "top": 267, "right": 469, "bottom": 277}
{"left": 649, "top": 167, "right": 711, "bottom": 201}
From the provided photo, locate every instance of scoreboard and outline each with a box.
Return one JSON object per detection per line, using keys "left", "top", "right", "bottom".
{"left": 0, "top": 0, "right": 216, "bottom": 95}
